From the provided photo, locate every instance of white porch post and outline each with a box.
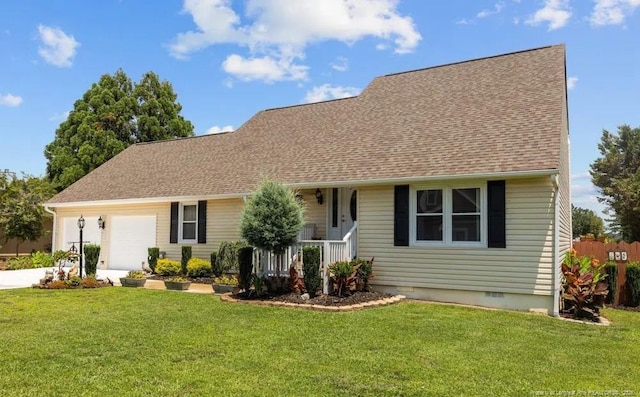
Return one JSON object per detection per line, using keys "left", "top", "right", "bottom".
{"left": 323, "top": 241, "right": 330, "bottom": 295}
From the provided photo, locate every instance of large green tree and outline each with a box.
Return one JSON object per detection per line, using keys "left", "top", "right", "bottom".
{"left": 45, "top": 70, "right": 194, "bottom": 191}
{"left": 571, "top": 205, "right": 604, "bottom": 239}
{"left": 590, "top": 124, "right": 640, "bottom": 241}
{"left": 0, "top": 173, "right": 55, "bottom": 256}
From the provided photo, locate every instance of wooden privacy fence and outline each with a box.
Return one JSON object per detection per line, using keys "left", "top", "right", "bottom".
{"left": 573, "top": 241, "right": 640, "bottom": 306}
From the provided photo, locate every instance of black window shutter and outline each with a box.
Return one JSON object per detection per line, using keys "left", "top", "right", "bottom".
{"left": 487, "top": 180, "right": 506, "bottom": 248}
{"left": 394, "top": 185, "right": 410, "bottom": 246}
{"left": 170, "top": 202, "right": 179, "bottom": 244}
{"left": 197, "top": 200, "right": 207, "bottom": 244}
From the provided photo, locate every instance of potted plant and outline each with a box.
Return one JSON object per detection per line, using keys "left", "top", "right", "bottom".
{"left": 211, "top": 275, "right": 237, "bottom": 294}
{"left": 164, "top": 276, "right": 191, "bottom": 291}
{"left": 120, "top": 270, "right": 147, "bottom": 287}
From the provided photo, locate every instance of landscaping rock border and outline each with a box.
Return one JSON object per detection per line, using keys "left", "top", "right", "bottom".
{"left": 220, "top": 293, "right": 406, "bottom": 312}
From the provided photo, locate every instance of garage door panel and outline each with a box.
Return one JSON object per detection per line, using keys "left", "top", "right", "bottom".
{"left": 62, "top": 217, "right": 100, "bottom": 251}
{"left": 108, "top": 216, "right": 156, "bottom": 270}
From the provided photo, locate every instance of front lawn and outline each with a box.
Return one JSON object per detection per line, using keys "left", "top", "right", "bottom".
{"left": 0, "top": 289, "right": 638, "bottom": 396}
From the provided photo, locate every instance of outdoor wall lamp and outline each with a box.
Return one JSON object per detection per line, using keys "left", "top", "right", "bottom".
{"left": 98, "top": 216, "right": 106, "bottom": 230}
{"left": 315, "top": 188, "right": 324, "bottom": 205}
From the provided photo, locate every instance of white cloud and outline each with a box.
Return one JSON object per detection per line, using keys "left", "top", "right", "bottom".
{"left": 456, "top": 18, "right": 472, "bottom": 25}
{"left": 526, "top": 0, "right": 572, "bottom": 30}
{"left": 37, "top": 25, "right": 80, "bottom": 67}
{"left": 206, "top": 125, "right": 234, "bottom": 134}
{"left": 477, "top": 2, "right": 505, "bottom": 18}
{"left": 567, "top": 76, "right": 578, "bottom": 89}
{"left": 590, "top": 0, "right": 640, "bottom": 26}
{"left": 330, "top": 56, "right": 348, "bottom": 72}
{"left": 304, "top": 84, "right": 361, "bottom": 103}
{"left": 0, "top": 93, "right": 23, "bottom": 107}
{"left": 169, "top": 0, "right": 421, "bottom": 82}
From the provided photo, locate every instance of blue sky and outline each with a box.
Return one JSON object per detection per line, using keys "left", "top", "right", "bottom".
{"left": 1, "top": 0, "right": 639, "bottom": 220}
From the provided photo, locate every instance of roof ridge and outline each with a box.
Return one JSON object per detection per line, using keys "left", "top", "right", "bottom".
{"left": 383, "top": 44, "right": 563, "bottom": 78}
{"left": 263, "top": 95, "right": 358, "bottom": 112}
{"left": 134, "top": 132, "right": 228, "bottom": 146}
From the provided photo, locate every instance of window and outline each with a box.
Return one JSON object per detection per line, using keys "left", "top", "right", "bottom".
{"left": 180, "top": 203, "right": 197, "bottom": 242}
{"left": 412, "top": 186, "right": 484, "bottom": 246}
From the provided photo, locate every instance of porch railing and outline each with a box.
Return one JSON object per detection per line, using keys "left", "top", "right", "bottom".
{"left": 254, "top": 221, "right": 358, "bottom": 295}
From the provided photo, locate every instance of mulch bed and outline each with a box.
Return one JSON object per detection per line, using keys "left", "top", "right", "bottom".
{"left": 233, "top": 290, "right": 392, "bottom": 307}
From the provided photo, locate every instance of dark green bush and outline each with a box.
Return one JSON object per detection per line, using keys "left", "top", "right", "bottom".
{"left": 626, "top": 262, "right": 640, "bottom": 307}
{"left": 217, "top": 241, "right": 246, "bottom": 273}
{"left": 181, "top": 246, "right": 192, "bottom": 275}
{"left": 302, "top": 246, "right": 321, "bottom": 297}
{"left": 237, "top": 247, "right": 254, "bottom": 292}
{"left": 148, "top": 247, "right": 160, "bottom": 273}
{"left": 210, "top": 252, "right": 222, "bottom": 277}
{"left": 186, "top": 258, "right": 211, "bottom": 277}
{"left": 7, "top": 256, "right": 34, "bottom": 270}
{"left": 83, "top": 244, "right": 100, "bottom": 276}
{"left": 604, "top": 261, "right": 618, "bottom": 304}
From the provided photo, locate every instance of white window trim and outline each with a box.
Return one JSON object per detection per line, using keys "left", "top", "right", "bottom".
{"left": 410, "top": 183, "right": 487, "bottom": 248}
{"left": 179, "top": 202, "right": 198, "bottom": 243}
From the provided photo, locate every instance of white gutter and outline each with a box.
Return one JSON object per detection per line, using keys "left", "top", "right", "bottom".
{"left": 46, "top": 192, "right": 249, "bottom": 208}
{"left": 45, "top": 169, "right": 557, "bottom": 208}
{"left": 287, "top": 169, "right": 558, "bottom": 189}
{"left": 43, "top": 205, "right": 57, "bottom": 253}
{"left": 551, "top": 173, "right": 560, "bottom": 317}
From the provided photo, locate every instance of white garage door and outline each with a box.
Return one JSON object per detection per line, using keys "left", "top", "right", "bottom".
{"left": 108, "top": 216, "right": 157, "bottom": 270}
{"left": 62, "top": 217, "right": 100, "bottom": 252}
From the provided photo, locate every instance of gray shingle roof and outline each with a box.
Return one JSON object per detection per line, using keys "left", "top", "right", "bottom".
{"left": 47, "top": 45, "right": 567, "bottom": 204}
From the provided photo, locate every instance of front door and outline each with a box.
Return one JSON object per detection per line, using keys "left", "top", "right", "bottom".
{"left": 327, "top": 187, "right": 357, "bottom": 240}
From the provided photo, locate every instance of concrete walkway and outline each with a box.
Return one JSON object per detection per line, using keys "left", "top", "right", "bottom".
{"left": 0, "top": 269, "right": 214, "bottom": 294}
{"left": 0, "top": 268, "right": 128, "bottom": 290}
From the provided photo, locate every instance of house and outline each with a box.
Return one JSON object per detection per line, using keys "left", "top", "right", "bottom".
{"left": 44, "top": 45, "right": 571, "bottom": 315}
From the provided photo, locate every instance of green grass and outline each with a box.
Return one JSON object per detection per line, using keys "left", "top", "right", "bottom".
{"left": 1, "top": 289, "right": 639, "bottom": 397}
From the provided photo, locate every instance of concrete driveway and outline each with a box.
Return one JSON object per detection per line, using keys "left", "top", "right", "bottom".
{"left": 0, "top": 268, "right": 128, "bottom": 289}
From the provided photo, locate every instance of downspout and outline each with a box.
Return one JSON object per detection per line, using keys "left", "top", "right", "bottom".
{"left": 44, "top": 205, "right": 57, "bottom": 253}
{"left": 551, "top": 174, "right": 560, "bottom": 317}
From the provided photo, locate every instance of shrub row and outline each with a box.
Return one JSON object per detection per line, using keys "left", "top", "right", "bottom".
{"left": 148, "top": 241, "right": 247, "bottom": 277}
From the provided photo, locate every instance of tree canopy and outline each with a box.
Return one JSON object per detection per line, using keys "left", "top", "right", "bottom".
{"left": 590, "top": 124, "right": 640, "bottom": 241}
{"left": 45, "top": 70, "right": 194, "bottom": 191}
{"left": 239, "top": 180, "right": 305, "bottom": 255}
{"left": 571, "top": 205, "right": 604, "bottom": 239}
{"left": 0, "top": 173, "right": 55, "bottom": 255}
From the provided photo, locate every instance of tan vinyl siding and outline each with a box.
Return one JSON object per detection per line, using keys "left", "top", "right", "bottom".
{"left": 358, "top": 177, "right": 555, "bottom": 296}
{"left": 161, "top": 198, "right": 244, "bottom": 260}
{"left": 53, "top": 199, "right": 246, "bottom": 266}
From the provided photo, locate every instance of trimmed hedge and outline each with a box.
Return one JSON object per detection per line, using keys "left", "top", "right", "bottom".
{"left": 626, "top": 262, "right": 640, "bottom": 307}
{"left": 148, "top": 247, "right": 160, "bottom": 273}
{"left": 181, "top": 246, "right": 192, "bottom": 275}
{"left": 237, "top": 247, "right": 254, "bottom": 292}
{"left": 186, "top": 258, "right": 211, "bottom": 277}
{"left": 302, "top": 246, "right": 321, "bottom": 297}
{"left": 210, "top": 252, "right": 222, "bottom": 277}
{"left": 156, "top": 259, "right": 182, "bottom": 276}
{"left": 83, "top": 244, "right": 101, "bottom": 276}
